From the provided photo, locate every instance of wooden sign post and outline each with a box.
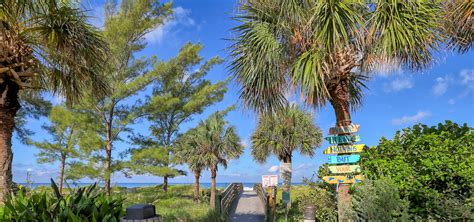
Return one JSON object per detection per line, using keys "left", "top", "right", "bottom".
{"left": 322, "top": 123, "right": 365, "bottom": 222}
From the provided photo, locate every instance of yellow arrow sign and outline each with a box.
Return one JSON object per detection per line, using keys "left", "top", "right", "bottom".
{"left": 328, "top": 165, "right": 361, "bottom": 174}
{"left": 323, "top": 144, "right": 365, "bottom": 154}
{"left": 322, "top": 175, "right": 364, "bottom": 184}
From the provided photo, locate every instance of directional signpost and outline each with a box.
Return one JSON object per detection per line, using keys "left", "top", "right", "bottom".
{"left": 322, "top": 123, "right": 365, "bottom": 221}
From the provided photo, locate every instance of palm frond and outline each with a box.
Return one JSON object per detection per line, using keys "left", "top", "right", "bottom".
{"left": 443, "top": 0, "right": 473, "bottom": 53}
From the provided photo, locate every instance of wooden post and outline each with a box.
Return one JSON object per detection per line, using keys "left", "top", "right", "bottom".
{"left": 267, "top": 186, "right": 276, "bottom": 222}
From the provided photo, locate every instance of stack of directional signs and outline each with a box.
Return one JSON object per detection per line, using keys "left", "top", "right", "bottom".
{"left": 323, "top": 124, "right": 364, "bottom": 184}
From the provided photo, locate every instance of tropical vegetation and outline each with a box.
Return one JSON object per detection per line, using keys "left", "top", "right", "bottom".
{"left": 177, "top": 108, "right": 243, "bottom": 208}
{"left": 360, "top": 121, "right": 473, "bottom": 220}
{"left": 251, "top": 104, "right": 322, "bottom": 200}
{"left": 0, "top": 180, "right": 124, "bottom": 221}
{"left": 0, "top": 0, "right": 108, "bottom": 202}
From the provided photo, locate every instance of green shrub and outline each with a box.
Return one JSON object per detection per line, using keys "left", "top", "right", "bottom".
{"left": 0, "top": 179, "right": 124, "bottom": 221}
{"left": 351, "top": 177, "right": 410, "bottom": 221}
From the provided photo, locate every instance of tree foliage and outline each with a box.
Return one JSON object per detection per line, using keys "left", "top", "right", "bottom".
{"left": 360, "top": 121, "right": 473, "bottom": 220}
{"left": 68, "top": 0, "right": 172, "bottom": 194}
{"left": 127, "top": 42, "right": 227, "bottom": 186}
{"left": 229, "top": 0, "right": 471, "bottom": 114}
{"left": 251, "top": 104, "right": 323, "bottom": 163}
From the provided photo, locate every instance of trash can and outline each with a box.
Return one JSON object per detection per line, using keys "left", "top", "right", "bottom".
{"left": 121, "top": 204, "right": 160, "bottom": 222}
{"left": 303, "top": 205, "right": 316, "bottom": 222}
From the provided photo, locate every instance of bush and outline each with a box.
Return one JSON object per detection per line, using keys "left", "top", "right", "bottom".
{"left": 296, "top": 179, "right": 337, "bottom": 222}
{"left": 351, "top": 177, "right": 410, "bottom": 221}
{"left": 0, "top": 179, "right": 124, "bottom": 221}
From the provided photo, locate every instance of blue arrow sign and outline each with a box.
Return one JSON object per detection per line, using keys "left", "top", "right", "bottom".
{"left": 328, "top": 155, "right": 360, "bottom": 164}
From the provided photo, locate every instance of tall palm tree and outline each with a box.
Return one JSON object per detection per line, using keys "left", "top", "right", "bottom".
{"left": 230, "top": 0, "right": 470, "bottom": 218}
{"left": 175, "top": 135, "right": 209, "bottom": 202}
{"left": 182, "top": 109, "right": 243, "bottom": 208}
{"left": 251, "top": 104, "right": 322, "bottom": 203}
{"left": 0, "top": 0, "right": 107, "bottom": 201}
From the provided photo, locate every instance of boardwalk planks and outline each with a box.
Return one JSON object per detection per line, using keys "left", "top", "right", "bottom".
{"left": 323, "top": 144, "right": 365, "bottom": 154}
{"left": 322, "top": 175, "right": 364, "bottom": 184}
{"left": 329, "top": 124, "right": 360, "bottom": 135}
{"left": 328, "top": 165, "right": 361, "bottom": 174}
{"left": 328, "top": 155, "right": 360, "bottom": 164}
{"left": 325, "top": 135, "right": 361, "bottom": 144}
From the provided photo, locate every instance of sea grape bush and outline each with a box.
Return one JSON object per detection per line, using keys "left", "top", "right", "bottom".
{"left": 0, "top": 180, "right": 124, "bottom": 221}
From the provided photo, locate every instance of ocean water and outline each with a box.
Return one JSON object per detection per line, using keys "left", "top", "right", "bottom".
{"left": 21, "top": 182, "right": 304, "bottom": 190}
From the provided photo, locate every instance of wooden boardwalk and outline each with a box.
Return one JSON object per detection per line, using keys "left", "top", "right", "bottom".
{"left": 227, "top": 190, "right": 266, "bottom": 222}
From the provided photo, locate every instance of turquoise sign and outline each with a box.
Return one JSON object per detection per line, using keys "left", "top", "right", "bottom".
{"left": 328, "top": 155, "right": 360, "bottom": 164}
{"left": 325, "top": 135, "right": 361, "bottom": 144}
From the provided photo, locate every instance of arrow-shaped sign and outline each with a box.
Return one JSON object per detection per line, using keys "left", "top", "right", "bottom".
{"left": 325, "top": 135, "right": 361, "bottom": 144}
{"left": 328, "top": 155, "right": 360, "bottom": 164}
{"left": 323, "top": 144, "right": 365, "bottom": 154}
{"left": 329, "top": 124, "right": 360, "bottom": 135}
{"left": 328, "top": 165, "right": 361, "bottom": 174}
{"left": 322, "top": 175, "right": 364, "bottom": 184}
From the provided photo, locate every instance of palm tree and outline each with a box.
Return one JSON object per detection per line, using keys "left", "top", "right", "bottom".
{"left": 0, "top": 0, "right": 107, "bottom": 201}
{"left": 230, "top": 0, "right": 471, "bottom": 218}
{"left": 182, "top": 109, "right": 243, "bottom": 208}
{"left": 175, "top": 135, "right": 209, "bottom": 202}
{"left": 251, "top": 104, "right": 322, "bottom": 203}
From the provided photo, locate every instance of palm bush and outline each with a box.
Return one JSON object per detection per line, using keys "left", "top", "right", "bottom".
{"left": 0, "top": 180, "right": 124, "bottom": 221}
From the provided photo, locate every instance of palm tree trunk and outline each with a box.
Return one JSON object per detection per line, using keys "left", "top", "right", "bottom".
{"left": 194, "top": 169, "right": 201, "bottom": 202}
{"left": 0, "top": 80, "right": 20, "bottom": 203}
{"left": 329, "top": 80, "right": 352, "bottom": 126}
{"left": 210, "top": 165, "right": 217, "bottom": 209}
{"left": 58, "top": 154, "right": 66, "bottom": 194}
{"left": 328, "top": 79, "right": 352, "bottom": 221}
{"left": 281, "top": 156, "right": 292, "bottom": 209}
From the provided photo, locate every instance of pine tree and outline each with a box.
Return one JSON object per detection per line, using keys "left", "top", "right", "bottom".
{"left": 27, "top": 106, "right": 85, "bottom": 193}
{"left": 128, "top": 42, "right": 227, "bottom": 192}
{"left": 68, "top": 0, "right": 172, "bottom": 195}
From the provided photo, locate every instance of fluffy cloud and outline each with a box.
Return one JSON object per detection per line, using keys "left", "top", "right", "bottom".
{"left": 432, "top": 76, "right": 453, "bottom": 96}
{"left": 459, "top": 69, "right": 474, "bottom": 90}
{"left": 384, "top": 78, "right": 414, "bottom": 92}
{"left": 145, "top": 7, "right": 196, "bottom": 44}
{"left": 391, "top": 111, "right": 430, "bottom": 125}
{"left": 268, "top": 165, "right": 279, "bottom": 173}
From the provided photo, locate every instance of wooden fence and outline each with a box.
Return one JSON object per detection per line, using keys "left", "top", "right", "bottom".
{"left": 216, "top": 183, "right": 243, "bottom": 218}
{"left": 254, "top": 183, "right": 272, "bottom": 221}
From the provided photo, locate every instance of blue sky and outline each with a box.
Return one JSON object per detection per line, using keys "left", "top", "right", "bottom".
{"left": 12, "top": 0, "right": 474, "bottom": 184}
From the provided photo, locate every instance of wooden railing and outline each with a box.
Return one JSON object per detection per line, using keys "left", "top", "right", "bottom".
{"left": 217, "top": 183, "right": 243, "bottom": 217}
{"left": 254, "top": 183, "right": 271, "bottom": 221}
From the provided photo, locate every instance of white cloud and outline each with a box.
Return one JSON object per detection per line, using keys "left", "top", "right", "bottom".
{"left": 459, "top": 69, "right": 474, "bottom": 90}
{"left": 145, "top": 7, "right": 196, "bottom": 44}
{"left": 432, "top": 76, "right": 453, "bottom": 96}
{"left": 240, "top": 139, "right": 249, "bottom": 148}
{"left": 268, "top": 165, "right": 279, "bottom": 173}
{"left": 448, "top": 99, "right": 455, "bottom": 105}
{"left": 384, "top": 78, "right": 414, "bottom": 92}
{"left": 391, "top": 111, "right": 431, "bottom": 125}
